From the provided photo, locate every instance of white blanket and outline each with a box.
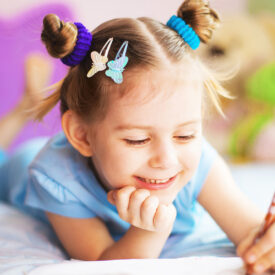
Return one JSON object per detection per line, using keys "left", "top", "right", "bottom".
{"left": 28, "top": 256, "right": 273, "bottom": 275}
{"left": 0, "top": 162, "right": 274, "bottom": 275}
{"left": 29, "top": 257, "right": 247, "bottom": 275}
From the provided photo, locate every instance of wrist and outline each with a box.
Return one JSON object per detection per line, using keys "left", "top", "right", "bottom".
{"left": 129, "top": 223, "right": 173, "bottom": 237}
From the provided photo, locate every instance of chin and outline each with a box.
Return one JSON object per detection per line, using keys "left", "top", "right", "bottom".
{"left": 156, "top": 180, "right": 188, "bottom": 205}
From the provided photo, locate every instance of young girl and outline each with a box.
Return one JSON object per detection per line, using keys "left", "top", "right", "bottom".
{"left": 1, "top": 0, "right": 274, "bottom": 273}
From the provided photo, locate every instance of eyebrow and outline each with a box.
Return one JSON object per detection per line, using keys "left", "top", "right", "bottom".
{"left": 114, "top": 120, "right": 201, "bottom": 131}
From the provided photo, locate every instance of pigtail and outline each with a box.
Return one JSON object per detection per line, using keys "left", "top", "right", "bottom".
{"left": 31, "top": 80, "right": 63, "bottom": 122}
{"left": 32, "top": 8, "right": 230, "bottom": 123}
{"left": 31, "top": 14, "right": 78, "bottom": 121}
{"left": 177, "top": 0, "right": 220, "bottom": 44}
{"left": 41, "top": 14, "right": 78, "bottom": 58}
{"left": 197, "top": 59, "right": 235, "bottom": 118}
{"left": 175, "top": 1, "right": 235, "bottom": 117}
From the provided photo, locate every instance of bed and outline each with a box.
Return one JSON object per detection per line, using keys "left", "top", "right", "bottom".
{"left": 0, "top": 162, "right": 274, "bottom": 275}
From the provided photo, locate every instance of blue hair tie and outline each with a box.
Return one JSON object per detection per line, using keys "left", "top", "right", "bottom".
{"left": 167, "top": 15, "right": 200, "bottom": 50}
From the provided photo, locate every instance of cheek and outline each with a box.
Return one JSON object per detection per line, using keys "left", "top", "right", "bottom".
{"left": 180, "top": 139, "right": 202, "bottom": 173}
{"left": 109, "top": 146, "right": 139, "bottom": 169}
{"left": 95, "top": 142, "right": 141, "bottom": 184}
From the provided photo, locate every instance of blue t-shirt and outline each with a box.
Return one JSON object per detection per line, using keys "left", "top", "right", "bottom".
{"left": 0, "top": 149, "right": 7, "bottom": 165}
{"left": 24, "top": 132, "right": 218, "bottom": 241}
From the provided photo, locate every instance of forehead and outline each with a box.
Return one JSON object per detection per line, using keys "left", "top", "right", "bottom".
{"left": 104, "top": 62, "right": 203, "bottom": 128}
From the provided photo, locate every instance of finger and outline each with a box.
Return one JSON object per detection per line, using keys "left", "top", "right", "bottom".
{"left": 244, "top": 223, "right": 275, "bottom": 264}
{"left": 153, "top": 204, "right": 177, "bottom": 231}
{"left": 128, "top": 189, "right": 151, "bottom": 225}
{"left": 153, "top": 204, "right": 170, "bottom": 231}
{"left": 248, "top": 247, "right": 275, "bottom": 274}
{"left": 140, "top": 195, "right": 159, "bottom": 229}
{"left": 107, "top": 190, "right": 115, "bottom": 205}
{"left": 236, "top": 227, "right": 258, "bottom": 257}
{"left": 114, "top": 186, "right": 136, "bottom": 220}
{"left": 167, "top": 204, "right": 177, "bottom": 221}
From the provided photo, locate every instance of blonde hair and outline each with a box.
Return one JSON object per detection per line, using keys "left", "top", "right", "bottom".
{"left": 34, "top": 0, "right": 231, "bottom": 122}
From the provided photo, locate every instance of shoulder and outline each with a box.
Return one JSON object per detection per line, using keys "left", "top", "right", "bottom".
{"left": 29, "top": 131, "right": 75, "bottom": 167}
{"left": 29, "top": 131, "right": 86, "bottom": 180}
{"left": 200, "top": 138, "right": 219, "bottom": 165}
{"left": 173, "top": 137, "right": 218, "bottom": 213}
{"left": 197, "top": 152, "right": 237, "bottom": 208}
{"left": 184, "top": 138, "right": 219, "bottom": 202}
{"left": 28, "top": 131, "right": 94, "bottom": 193}
{"left": 26, "top": 131, "right": 98, "bottom": 218}
{"left": 197, "top": 154, "right": 264, "bottom": 244}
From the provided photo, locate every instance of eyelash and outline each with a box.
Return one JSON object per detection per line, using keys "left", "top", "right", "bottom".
{"left": 124, "top": 135, "right": 195, "bottom": 145}
{"left": 124, "top": 138, "right": 150, "bottom": 145}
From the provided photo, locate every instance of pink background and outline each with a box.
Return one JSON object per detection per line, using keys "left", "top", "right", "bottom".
{"left": 1, "top": 0, "right": 247, "bottom": 22}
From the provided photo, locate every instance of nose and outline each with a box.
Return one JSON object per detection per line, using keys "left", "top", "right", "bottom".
{"left": 148, "top": 140, "right": 179, "bottom": 169}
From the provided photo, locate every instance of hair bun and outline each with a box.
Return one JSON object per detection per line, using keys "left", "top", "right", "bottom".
{"left": 41, "top": 14, "right": 77, "bottom": 58}
{"left": 177, "top": 0, "right": 220, "bottom": 44}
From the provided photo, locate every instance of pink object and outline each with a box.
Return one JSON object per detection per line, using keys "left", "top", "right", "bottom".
{"left": 0, "top": 4, "right": 74, "bottom": 152}
{"left": 251, "top": 120, "right": 275, "bottom": 161}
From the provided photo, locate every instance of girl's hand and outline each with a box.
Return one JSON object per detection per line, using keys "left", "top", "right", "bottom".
{"left": 237, "top": 223, "right": 275, "bottom": 274}
{"left": 107, "top": 186, "right": 177, "bottom": 232}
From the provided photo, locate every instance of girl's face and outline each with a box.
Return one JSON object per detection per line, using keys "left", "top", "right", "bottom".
{"left": 89, "top": 63, "right": 203, "bottom": 204}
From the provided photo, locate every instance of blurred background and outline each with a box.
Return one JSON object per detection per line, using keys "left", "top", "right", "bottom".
{"left": 0, "top": 0, "right": 274, "bottom": 162}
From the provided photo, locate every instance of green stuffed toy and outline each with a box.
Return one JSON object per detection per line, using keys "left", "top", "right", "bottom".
{"left": 249, "top": 0, "right": 275, "bottom": 14}
{"left": 229, "top": 62, "right": 275, "bottom": 161}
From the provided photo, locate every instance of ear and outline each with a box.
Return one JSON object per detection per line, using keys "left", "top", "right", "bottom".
{"left": 61, "top": 110, "right": 93, "bottom": 157}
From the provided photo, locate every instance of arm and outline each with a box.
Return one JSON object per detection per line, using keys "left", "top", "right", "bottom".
{"left": 46, "top": 212, "right": 114, "bottom": 260}
{"left": 197, "top": 154, "right": 264, "bottom": 245}
{"left": 99, "top": 224, "right": 172, "bottom": 260}
{"left": 46, "top": 186, "right": 176, "bottom": 260}
{"left": 198, "top": 154, "right": 275, "bottom": 274}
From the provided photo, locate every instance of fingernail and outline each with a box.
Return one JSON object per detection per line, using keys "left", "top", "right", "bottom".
{"left": 254, "top": 264, "right": 264, "bottom": 273}
{"left": 247, "top": 254, "right": 256, "bottom": 263}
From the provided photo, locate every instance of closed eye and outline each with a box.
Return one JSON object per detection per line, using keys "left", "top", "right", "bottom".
{"left": 174, "top": 135, "right": 195, "bottom": 141}
{"left": 124, "top": 135, "right": 195, "bottom": 145}
{"left": 124, "top": 138, "right": 150, "bottom": 145}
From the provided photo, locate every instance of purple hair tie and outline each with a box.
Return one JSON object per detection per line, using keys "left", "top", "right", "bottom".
{"left": 61, "top": 22, "right": 93, "bottom": 66}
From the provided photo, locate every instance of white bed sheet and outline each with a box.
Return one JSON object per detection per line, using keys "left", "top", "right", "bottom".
{"left": 27, "top": 257, "right": 252, "bottom": 275}
{"left": 0, "top": 203, "right": 66, "bottom": 274}
{"left": 0, "top": 162, "right": 274, "bottom": 275}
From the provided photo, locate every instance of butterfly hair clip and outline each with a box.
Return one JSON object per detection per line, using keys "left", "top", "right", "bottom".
{"left": 87, "top": 37, "right": 113, "bottom": 78}
{"left": 105, "top": 41, "right": 129, "bottom": 84}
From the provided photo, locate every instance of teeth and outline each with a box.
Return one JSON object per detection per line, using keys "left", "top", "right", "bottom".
{"left": 143, "top": 177, "right": 171, "bottom": 184}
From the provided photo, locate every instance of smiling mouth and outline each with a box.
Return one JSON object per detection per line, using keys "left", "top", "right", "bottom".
{"left": 136, "top": 176, "right": 174, "bottom": 184}
{"left": 134, "top": 174, "right": 178, "bottom": 190}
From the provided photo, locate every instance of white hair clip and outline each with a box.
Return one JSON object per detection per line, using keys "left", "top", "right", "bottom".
{"left": 87, "top": 37, "right": 113, "bottom": 78}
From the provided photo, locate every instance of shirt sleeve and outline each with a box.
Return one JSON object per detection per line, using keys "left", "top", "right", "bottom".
{"left": 25, "top": 168, "right": 96, "bottom": 219}
{"left": 192, "top": 138, "right": 219, "bottom": 201}
{"left": 0, "top": 149, "right": 7, "bottom": 165}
